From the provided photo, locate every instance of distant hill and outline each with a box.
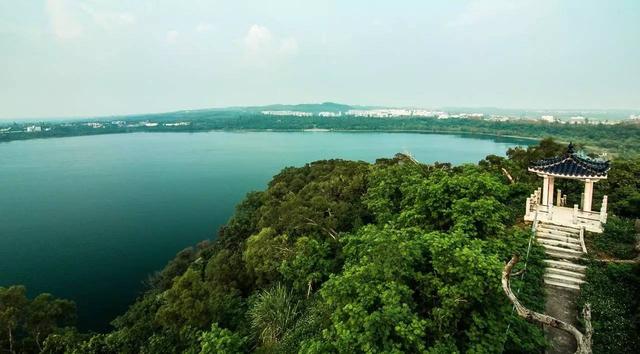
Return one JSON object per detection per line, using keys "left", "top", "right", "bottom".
{"left": 7, "top": 102, "right": 636, "bottom": 123}
{"left": 232, "top": 102, "right": 355, "bottom": 113}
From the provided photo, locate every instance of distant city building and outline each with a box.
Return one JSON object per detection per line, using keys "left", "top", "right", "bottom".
{"left": 318, "top": 111, "right": 342, "bottom": 117}
{"left": 411, "top": 110, "right": 438, "bottom": 117}
{"left": 568, "top": 116, "right": 586, "bottom": 124}
{"left": 84, "top": 122, "right": 103, "bottom": 128}
{"left": 164, "top": 122, "right": 191, "bottom": 126}
{"left": 25, "top": 125, "right": 42, "bottom": 133}
{"left": 486, "top": 115, "right": 510, "bottom": 122}
{"left": 540, "top": 115, "right": 556, "bottom": 123}
{"left": 144, "top": 122, "right": 159, "bottom": 127}
{"left": 346, "top": 109, "right": 409, "bottom": 117}
{"left": 262, "top": 111, "right": 313, "bottom": 117}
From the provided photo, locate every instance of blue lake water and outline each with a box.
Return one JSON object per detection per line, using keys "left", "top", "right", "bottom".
{"left": 0, "top": 131, "right": 530, "bottom": 330}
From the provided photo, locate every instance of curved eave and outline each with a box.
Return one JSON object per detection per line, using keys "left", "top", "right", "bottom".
{"left": 527, "top": 167, "right": 608, "bottom": 180}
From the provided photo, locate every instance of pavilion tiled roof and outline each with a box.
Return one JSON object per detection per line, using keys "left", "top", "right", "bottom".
{"left": 528, "top": 143, "right": 610, "bottom": 178}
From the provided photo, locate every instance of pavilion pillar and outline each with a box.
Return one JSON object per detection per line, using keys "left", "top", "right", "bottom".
{"left": 547, "top": 177, "right": 555, "bottom": 207}
{"left": 542, "top": 175, "right": 549, "bottom": 206}
{"left": 583, "top": 179, "right": 594, "bottom": 212}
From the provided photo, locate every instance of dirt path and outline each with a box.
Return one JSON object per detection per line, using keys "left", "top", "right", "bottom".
{"left": 544, "top": 286, "right": 579, "bottom": 353}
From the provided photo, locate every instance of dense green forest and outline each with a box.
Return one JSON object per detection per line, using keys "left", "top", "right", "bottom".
{"left": 2, "top": 139, "right": 639, "bottom": 353}
{"left": 2, "top": 113, "right": 640, "bottom": 156}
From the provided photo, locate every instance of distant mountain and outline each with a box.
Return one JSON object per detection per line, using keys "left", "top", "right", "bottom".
{"left": 15, "top": 102, "right": 636, "bottom": 123}
{"left": 232, "top": 102, "right": 355, "bottom": 113}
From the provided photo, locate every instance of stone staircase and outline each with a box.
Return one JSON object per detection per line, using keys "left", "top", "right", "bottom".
{"left": 536, "top": 223, "right": 586, "bottom": 291}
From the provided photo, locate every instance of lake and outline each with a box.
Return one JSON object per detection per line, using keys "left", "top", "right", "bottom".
{"left": 0, "top": 131, "right": 530, "bottom": 330}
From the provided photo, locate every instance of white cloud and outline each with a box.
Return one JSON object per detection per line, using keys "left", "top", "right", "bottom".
{"left": 166, "top": 30, "right": 179, "bottom": 44}
{"left": 244, "top": 24, "right": 273, "bottom": 53}
{"left": 45, "top": 0, "right": 136, "bottom": 40}
{"left": 46, "top": 0, "right": 83, "bottom": 40}
{"left": 196, "top": 22, "right": 215, "bottom": 33}
{"left": 242, "top": 24, "right": 298, "bottom": 67}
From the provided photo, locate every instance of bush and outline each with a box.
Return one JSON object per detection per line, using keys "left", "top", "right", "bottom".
{"left": 199, "top": 323, "right": 247, "bottom": 354}
{"left": 593, "top": 216, "right": 637, "bottom": 259}
{"left": 578, "top": 262, "right": 640, "bottom": 354}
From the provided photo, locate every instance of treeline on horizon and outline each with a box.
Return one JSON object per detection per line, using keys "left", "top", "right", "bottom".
{"left": 2, "top": 113, "right": 640, "bottom": 156}
{"left": 1, "top": 139, "right": 639, "bottom": 353}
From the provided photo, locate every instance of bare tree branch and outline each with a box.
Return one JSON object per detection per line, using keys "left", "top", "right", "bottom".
{"left": 592, "top": 256, "right": 640, "bottom": 264}
{"left": 304, "top": 217, "right": 338, "bottom": 240}
{"left": 502, "top": 255, "right": 592, "bottom": 354}
{"left": 501, "top": 167, "right": 515, "bottom": 184}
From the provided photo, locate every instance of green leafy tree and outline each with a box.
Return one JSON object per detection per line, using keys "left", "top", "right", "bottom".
{"left": 0, "top": 286, "right": 76, "bottom": 354}
{"left": 279, "top": 236, "right": 336, "bottom": 296}
{"left": 306, "top": 226, "right": 430, "bottom": 353}
{"left": 243, "top": 228, "right": 291, "bottom": 288}
{"left": 25, "top": 293, "right": 76, "bottom": 351}
{"left": 0, "top": 286, "right": 28, "bottom": 354}
{"left": 199, "top": 323, "right": 248, "bottom": 354}
{"left": 155, "top": 268, "right": 244, "bottom": 331}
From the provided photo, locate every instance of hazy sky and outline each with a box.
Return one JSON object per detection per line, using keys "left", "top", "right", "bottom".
{"left": 1, "top": 1, "right": 639, "bottom": 119}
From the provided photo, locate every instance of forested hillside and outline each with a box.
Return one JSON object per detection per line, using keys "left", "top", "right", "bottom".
{"left": 2, "top": 139, "right": 638, "bottom": 353}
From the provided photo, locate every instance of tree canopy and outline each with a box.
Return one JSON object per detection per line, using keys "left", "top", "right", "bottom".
{"left": 3, "top": 138, "right": 638, "bottom": 353}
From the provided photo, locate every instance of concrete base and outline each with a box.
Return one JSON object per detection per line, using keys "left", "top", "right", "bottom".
{"left": 544, "top": 286, "right": 579, "bottom": 354}
{"left": 525, "top": 205, "right": 603, "bottom": 233}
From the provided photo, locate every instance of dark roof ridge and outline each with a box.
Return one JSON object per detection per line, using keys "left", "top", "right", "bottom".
{"left": 528, "top": 143, "right": 610, "bottom": 178}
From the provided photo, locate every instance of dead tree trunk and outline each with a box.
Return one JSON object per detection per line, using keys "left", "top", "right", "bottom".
{"left": 501, "top": 167, "right": 515, "bottom": 184}
{"left": 502, "top": 255, "right": 593, "bottom": 354}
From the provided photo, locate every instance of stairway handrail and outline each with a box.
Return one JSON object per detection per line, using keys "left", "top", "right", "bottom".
{"left": 579, "top": 226, "right": 587, "bottom": 254}
{"left": 504, "top": 210, "right": 539, "bottom": 342}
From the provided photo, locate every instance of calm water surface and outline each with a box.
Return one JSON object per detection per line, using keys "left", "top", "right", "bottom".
{"left": 0, "top": 131, "right": 529, "bottom": 330}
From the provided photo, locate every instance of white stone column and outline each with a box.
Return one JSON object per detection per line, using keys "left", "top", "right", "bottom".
{"left": 542, "top": 175, "right": 549, "bottom": 206}
{"left": 547, "top": 176, "right": 555, "bottom": 207}
{"left": 583, "top": 179, "right": 594, "bottom": 212}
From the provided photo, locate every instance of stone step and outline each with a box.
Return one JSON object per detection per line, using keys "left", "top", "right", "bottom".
{"left": 544, "top": 278, "right": 581, "bottom": 291}
{"left": 536, "top": 231, "right": 581, "bottom": 244}
{"left": 537, "top": 226, "right": 580, "bottom": 236}
{"left": 537, "top": 230, "right": 580, "bottom": 240}
{"left": 541, "top": 243, "right": 583, "bottom": 256}
{"left": 537, "top": 223, "right": 581, "bottom": 234}
{"left": 544, "top": 272, "right": 585, "bottom": 285}
{"left": 537, "top": 238, "right": 583, "bottom": 251}
{"left": 546, "top": 267, "right": 586, "bottom": 280}
{"left": 545, "top": 249, "right": 583, "bottom": 261}
{"left": 544, "top": 259, "right": 587, "bottom": 272}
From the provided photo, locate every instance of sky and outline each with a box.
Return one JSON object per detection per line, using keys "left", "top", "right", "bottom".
{"left": 0, "top": 0, "right": 639, "bottom": 119}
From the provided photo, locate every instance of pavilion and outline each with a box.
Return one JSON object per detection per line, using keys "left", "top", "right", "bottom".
{"left": 524, "top": 143, "right": 610, "bottom": 233}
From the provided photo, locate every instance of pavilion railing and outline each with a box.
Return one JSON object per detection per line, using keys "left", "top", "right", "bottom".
{"left": 525, "top": 189, "right": 541, "bottom": 216}
{"left": 600, "top": 195, "right": 608, "bottom": 223}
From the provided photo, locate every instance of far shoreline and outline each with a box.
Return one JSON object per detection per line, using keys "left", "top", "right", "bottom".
{"left": 0, "top": 127, "right": 539, "bottom": 146}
